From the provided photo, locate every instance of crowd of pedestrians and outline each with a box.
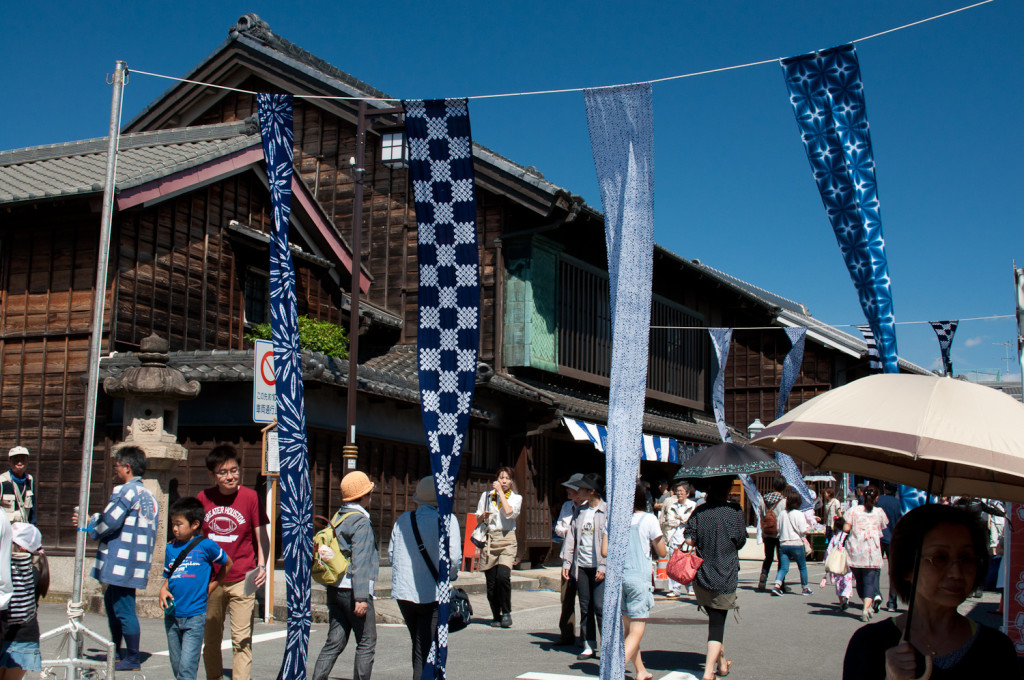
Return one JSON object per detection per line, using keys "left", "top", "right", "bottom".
{"left": 3, "top": 440, "right": 1017, "bottom": 680}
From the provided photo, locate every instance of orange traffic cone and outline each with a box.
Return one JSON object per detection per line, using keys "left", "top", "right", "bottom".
{"left": 656, "top": 555, "right": 669, "bottom": 580}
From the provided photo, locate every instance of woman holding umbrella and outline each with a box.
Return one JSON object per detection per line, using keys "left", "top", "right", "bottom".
{"left": 684, "top": 475, "right": 746, "bottom": 680}
{"left": 842, "top": 504, "right": 1018, "bottom": 678}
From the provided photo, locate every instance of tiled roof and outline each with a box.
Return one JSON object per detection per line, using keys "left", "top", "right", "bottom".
{"left": 682, "top": 257, "right": 930, "bottom": 375}
{"left": 0, "top": 119, "right": 260, "bottom": 204}
{"left": 98, "top": 346, "right": 492, "bottom": 421}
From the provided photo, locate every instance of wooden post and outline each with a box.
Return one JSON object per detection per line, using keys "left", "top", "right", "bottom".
{"left": 261, "top": 421, "right": 280, "bottom": 623}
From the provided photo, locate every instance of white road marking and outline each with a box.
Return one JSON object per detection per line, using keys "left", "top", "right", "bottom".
{"left": 517, "top": 673, "right": 700, "bottom": 680}
{"left": 151, "top": 628, "right": 300, "bottom": 656}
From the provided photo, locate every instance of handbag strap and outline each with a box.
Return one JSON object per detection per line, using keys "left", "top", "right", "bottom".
{"left": 168, "top": 535, "right": 205, "bottom": 577}
{"left": 409, "top": 511, "right": 440, "bottom": 583}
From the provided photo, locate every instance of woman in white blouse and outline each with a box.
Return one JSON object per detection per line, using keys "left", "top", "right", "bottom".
{"left": 475, "top": 466, "right": 522, "bottom": 628}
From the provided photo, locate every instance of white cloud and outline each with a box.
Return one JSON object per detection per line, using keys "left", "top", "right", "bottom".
{"left": 964, "top": 336, "right": 985, "bottom": 347}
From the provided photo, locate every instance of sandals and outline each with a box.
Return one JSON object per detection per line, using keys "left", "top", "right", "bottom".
{"left": 717, "top": 659, "right": 732, "bottom": 677}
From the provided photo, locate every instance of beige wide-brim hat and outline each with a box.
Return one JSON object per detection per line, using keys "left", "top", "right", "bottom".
{"left": 340, "top": 471, "right": 375, "bottom": 501}
{"left": 412, "top": 476, "right": 437, "bottom": 506}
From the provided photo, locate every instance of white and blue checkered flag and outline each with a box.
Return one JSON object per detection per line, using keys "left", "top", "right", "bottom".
{"left": 929, "top": 320, "right": 959, "bottom": 376}
{"left": 405, "top": 97, "right": 480, "bottom": 680}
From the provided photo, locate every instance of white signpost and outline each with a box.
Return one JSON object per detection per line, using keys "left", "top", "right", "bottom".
{"left": 253, "top": 339, "right": 276, "bottom": 423}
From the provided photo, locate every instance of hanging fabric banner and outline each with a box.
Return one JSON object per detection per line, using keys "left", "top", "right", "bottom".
{"left": 709, "top": 328, "right": 734, "bottom": 444}
{"left": 854, "top": 324, "right": 883, "bottom": 373}
{"left": 783, "top": 45, "right": 898, "bottom": 373}
{"left": 583, "top": 82, "right": 654, "bottom": 680}
{"left": 774, "top": 327, "right": 815, "bottom": 509}
{"left": 404, "top": 97, "right": 480, "bottom": 680}
{"left": 256, "top": 93, "right": 312, "bottom": 680}
{"left": 707, "top": 328, "right": 765, "bottom": 525}
{"left": 929, "top": 320, "right": 959, "bottom": 376}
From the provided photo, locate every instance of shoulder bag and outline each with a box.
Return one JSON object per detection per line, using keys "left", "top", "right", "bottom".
{"left": 410, "top": 511, "right": 473, "bottom": 632}
{"left": 666, "top": 546, "right": 703, "bottom": 585}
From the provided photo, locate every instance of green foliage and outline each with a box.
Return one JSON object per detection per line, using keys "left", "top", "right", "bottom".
{"left": 245, "top": 315, "right": 349, "bottom": 358}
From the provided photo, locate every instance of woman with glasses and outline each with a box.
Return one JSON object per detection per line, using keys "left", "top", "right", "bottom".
{"left": 842, "top": 504, "right": 1018, "bottom": 679}
{"left": 842, "top": 484, "right": 889, "bottom": 622}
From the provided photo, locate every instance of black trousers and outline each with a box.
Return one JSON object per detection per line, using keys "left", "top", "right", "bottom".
{"left": 559, "top": 572, "right": 578, "bottom": 639}
{"left": 760, "top": 535, "right": 781, "bottom": 586}
{"left": 575, "top": 567, "right": 604, "bottom": 646}
{"left": 485, "top": 565, "right": 512, "bottom": 619}
{"left": 397, "top": 600, "right": 438, "bottom": 680}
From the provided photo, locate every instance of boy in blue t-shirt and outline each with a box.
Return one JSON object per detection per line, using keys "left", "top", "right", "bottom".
{"left": 159, "top": 497, "right": 232, "bottom": 680}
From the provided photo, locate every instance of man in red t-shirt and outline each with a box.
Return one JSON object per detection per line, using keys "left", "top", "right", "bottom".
{"left": 198, "top": 444, "right": 269, "bottom": 680}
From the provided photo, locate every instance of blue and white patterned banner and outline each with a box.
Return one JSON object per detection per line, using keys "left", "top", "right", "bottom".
{"left": 709, "top": 328, "right": 733, "bottom": 444}
{"left": 854, "top": 324, "right": 883, "bottom": 373}
{"left": 707, "top": 329, "right": 764, "bottom": 526}
{"left": 929, "top": 320, "right": 959, "bottom": 376}
{"left": 783, "top": 45, "right": 898, "bottom": 373}
{"left": 404, "top": 97, "right": 480, "bottom": 680}
{"left": 584, "top": 83, "right": 654, "bottom": 680}
{"left": 774, "top": 328, "right": 815, "bottom": 509}
{"left": 256, "top": 93, "right": 311, "bottom": 680}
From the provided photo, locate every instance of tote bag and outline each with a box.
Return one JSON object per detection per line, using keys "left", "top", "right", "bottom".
{"left": 666, "top": 547, "right": 703, "bottom": 585}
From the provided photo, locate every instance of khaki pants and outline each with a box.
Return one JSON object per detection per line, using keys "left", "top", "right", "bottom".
{"left": 204, "top": 579, "right": 255, "bottom": 680}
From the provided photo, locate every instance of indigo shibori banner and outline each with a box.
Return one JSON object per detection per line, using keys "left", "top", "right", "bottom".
{"left": 774, "top": 327, "right": 815, "bottom": 509}
{"left": 404, "top": 97, "right": 480, "bottom": 680}
{"left": 256, "top": 93, "right": 312, "bottom": 680}
{"left": 782, "top": 45, "right": 899, "bottom": 373}
{"left": 929, "top": 320, "right": 959, "bottom": 375}
{"left": 584, "top": 83, "right": 654, "bottom": 680}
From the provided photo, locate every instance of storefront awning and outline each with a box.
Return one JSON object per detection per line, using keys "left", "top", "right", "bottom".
{"left": 561, "top": 416, "right": 705, "bottom": 464}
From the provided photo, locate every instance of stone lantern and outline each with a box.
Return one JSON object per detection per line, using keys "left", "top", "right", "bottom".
{"left": 103, "top": 333, "right": 200, "bottom": 615}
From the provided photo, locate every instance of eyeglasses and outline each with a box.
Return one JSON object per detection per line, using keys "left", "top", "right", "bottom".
{"left": 921, "top": 553, "right": 979, "bottom": 572}
{"left": 215, "top": 468, "right": 241, "bottom": 478}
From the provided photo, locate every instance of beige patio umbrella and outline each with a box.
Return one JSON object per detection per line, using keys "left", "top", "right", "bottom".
{"left": 749, "top": 373, "right": 1024, "bottom": 503}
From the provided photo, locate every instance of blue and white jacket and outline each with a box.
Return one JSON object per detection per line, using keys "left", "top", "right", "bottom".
{"left": 88, "top": 478, "right": 159, "bottom": 589}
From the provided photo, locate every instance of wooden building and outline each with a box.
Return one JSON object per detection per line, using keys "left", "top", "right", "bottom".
{"left": 0, "top": 14, "right": 926, "bottom": 580}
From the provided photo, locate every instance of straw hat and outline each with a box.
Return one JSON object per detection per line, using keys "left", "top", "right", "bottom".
{"left": 8, "top": 446, "right": 29, "bottom": 458}
{"left": 412, "top": 477, "right": 437, "bottom": 506}
{"left": 340, "top": 471, "right": 375, "bottom": 501}
{"left": 12, "top": 522, "right": 41, "bottom": 553}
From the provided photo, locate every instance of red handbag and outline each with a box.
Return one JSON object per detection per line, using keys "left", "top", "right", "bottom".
{"left": 666, "top": 547, "right": 703, "bottom": 585}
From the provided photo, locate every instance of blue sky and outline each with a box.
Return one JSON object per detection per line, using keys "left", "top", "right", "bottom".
{"left": 4, "top": 0, "right": 1022, "bottom": 380}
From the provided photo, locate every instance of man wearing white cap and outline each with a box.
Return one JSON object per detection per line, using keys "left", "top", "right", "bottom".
{"left": 387, "top": 477, "right": 461, "bottom": 680}
{"left": 0, "top": 446, "right": 35, "bottom": 525}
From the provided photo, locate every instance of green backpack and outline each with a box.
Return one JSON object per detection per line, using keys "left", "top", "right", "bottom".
{"left": 312, "top": 511, "right": 359, "bottom": 586}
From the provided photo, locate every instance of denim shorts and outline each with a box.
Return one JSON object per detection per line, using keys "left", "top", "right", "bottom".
{"left": 620, "top": 578, "right": 654, "bottom": 619}
{"left": 0, "top": 640, "right": 42, "bottom": 670}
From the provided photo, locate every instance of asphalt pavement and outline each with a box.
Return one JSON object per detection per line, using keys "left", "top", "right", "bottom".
{"left": 34, "top": 560, "right": 1002, "bottom": 680}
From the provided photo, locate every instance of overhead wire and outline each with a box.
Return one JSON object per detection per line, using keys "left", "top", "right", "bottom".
{"left": 128, "top": 0, "right": 996, "bottom": 102}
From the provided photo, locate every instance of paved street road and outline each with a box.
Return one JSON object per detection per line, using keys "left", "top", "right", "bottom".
{"left": 36, "top": 561, "right": 1001, "bottom": 680}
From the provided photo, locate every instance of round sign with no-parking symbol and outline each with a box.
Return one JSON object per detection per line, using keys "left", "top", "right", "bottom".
{"left": 253, "top": 339, "right": 277, "bottom": 423}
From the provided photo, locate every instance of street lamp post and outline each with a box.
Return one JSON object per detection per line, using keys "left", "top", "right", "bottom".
{"left": 341, "top": 102, "right": 405, "bottom": 471}
{"left": 747, "top": 417, "right": 765, "bottom": 440}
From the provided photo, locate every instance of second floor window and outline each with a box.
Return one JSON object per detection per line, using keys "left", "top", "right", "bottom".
{"left": 245, "top": 268, "right": 270, "bottom": 325}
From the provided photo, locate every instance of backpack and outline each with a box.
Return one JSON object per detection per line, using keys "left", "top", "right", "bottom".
{"left": 762, "top": 499, "right": 780, "bottom": 536}
{"left": 312, "top": 511, "right": 359, "bottom": 586}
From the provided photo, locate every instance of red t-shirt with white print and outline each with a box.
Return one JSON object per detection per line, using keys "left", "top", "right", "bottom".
{"left": 198, "top": 486, "right": 269, "bottom": 582}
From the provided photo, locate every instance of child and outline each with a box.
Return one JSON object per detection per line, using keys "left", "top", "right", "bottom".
{"left": 820, "top": 515, "right": 855, "bottom": 611}
{"left": 160, "top": 497, "right": 232, "bottom": 680}
{"left": 0, "top": 523, "right": 48, "bottom": 680}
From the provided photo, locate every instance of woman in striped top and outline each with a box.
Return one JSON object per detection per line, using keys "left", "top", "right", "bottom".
{"left": 0, "top": 523, "right": 48, "bottom": 680}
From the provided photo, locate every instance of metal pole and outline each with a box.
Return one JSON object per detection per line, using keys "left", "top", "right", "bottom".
{"left": 45, "top": 60, "right": 125, "bottom": 680}
{"left": 342, "top": 101, "right": 367, "bottom": 470}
